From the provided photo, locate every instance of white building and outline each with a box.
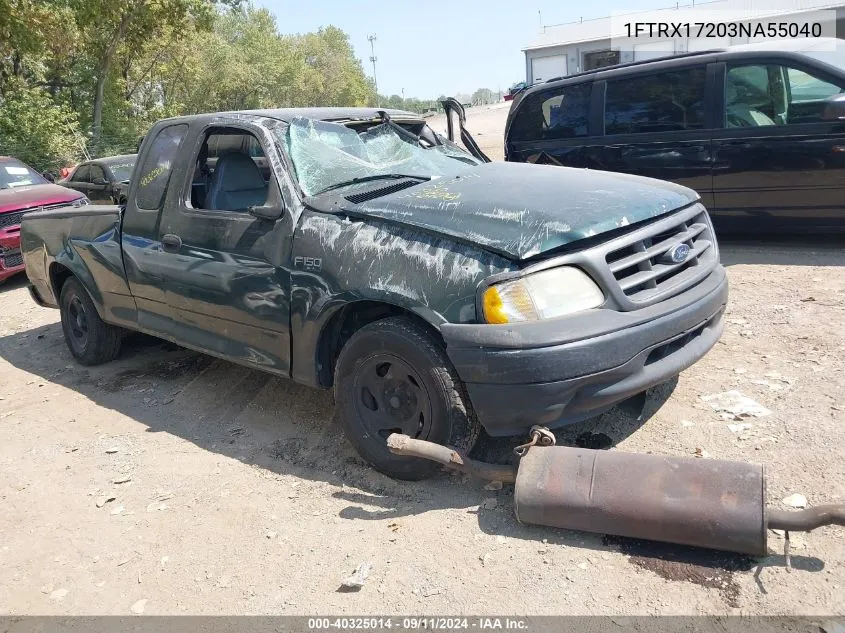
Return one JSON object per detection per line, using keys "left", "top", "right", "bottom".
{"left": 524, "top": 0, "right": 845, "bottom": 84}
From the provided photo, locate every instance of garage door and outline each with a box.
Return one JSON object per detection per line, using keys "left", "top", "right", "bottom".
{"left": 634, "top": 41, "right": 674, "bottom": 61}
{"left": 531, "top": 55, "right": 567, "bottom": 83}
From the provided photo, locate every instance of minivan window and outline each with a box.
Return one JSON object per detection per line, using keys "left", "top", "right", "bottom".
{"left": 604, "top": 68, "right": 706, "bottom": 135}
{"left": 725, "top": 64, "right": 845, "bottom": 128}
{"left": 508, "top": 83, "right": 591, "bottom": 142}
{"left": 788, "top": 67, "right": 841, "bottom": 102}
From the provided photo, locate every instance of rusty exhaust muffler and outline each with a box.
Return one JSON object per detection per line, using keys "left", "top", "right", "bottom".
{"left": 386, "top": 432, "right": 844, "bottom": 557}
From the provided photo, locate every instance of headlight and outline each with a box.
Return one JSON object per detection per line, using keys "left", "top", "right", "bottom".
{"left": 482, "top": 266, "right": 604, "bottom": 324}
{"left": 71, "top": 196, "right": 90, "bottom": 207}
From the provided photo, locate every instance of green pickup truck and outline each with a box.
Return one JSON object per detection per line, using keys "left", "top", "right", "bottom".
{"left": 21, "top": 107, "right": 728, "bottom": 479}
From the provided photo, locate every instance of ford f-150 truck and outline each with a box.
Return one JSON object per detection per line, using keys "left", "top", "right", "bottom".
{"left": 22, "top": 107, "right": 728, "bottom": 479}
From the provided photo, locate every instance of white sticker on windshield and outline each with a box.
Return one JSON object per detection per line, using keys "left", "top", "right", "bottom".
{"left": 5, "top": 166, "right": 29, "bottom": 175}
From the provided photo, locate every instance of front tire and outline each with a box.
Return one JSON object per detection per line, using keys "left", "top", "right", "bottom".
{"left": 59, "top": 277, "right": 123, "bottom": 365}
{"left": 334, "top": 317, "right": 480, "bottom": 480}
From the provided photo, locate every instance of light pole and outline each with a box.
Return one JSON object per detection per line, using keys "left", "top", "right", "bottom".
{"left": 368, "top": 34, "right": 379, "bottom": 106}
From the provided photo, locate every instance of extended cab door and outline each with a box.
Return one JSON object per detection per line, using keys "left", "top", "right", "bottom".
{"left": 122, "top": 122, "right": 190, "bottom": 333}
{"left": 711, "top": 58, "right": 845, "bottom": 232}
{"left": 155, "top": 123, "right": 293, "bottom": 375}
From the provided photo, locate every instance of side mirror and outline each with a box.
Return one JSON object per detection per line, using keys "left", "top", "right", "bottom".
{"left": 92, "top": 177, "right": 108, "bottom": 186}
{"left": 821, "top": 93, "right": 845, "bottom": 121}
{"left": 248, "top": 205, "right": 284, "bottom": 221}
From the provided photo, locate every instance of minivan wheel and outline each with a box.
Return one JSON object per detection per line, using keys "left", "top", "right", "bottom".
{"left": 334, "top": 317, "right": 480, "bottom": 480}
{"left": 59, "top": 277, "right": 123, "bottom": 365}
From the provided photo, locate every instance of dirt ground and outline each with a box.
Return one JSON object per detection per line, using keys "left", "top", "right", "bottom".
{"left": 0, "top": 109, "right": 843, "bottom": 616}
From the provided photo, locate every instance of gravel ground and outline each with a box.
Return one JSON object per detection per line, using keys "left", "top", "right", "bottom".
{"left": 0, "top": 237, "right": 843, "bottom": 617}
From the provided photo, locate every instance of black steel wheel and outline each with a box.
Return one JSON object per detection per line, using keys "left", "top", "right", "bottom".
{"left": 334, "top": 316, "right": 480, "bottom": 480}
{"left": 59, "top": 277, "right": 123, "bottom": 365}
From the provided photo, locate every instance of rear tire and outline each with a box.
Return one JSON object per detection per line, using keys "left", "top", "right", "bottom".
{"left": 59, "top": 277, "right": 123, "bottom": 365}
{"left": 334, "top": 316, "right": 480, "bottom": 480}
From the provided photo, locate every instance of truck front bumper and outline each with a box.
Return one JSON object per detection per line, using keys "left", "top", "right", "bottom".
{"left": 441, "top": 266, "right": 728, "bottom": 436}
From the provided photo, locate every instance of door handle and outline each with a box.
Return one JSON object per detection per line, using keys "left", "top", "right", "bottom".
{"left": 161, "top": 234, "right": 182, "bottom": 252}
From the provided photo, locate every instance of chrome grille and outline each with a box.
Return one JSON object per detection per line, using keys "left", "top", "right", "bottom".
{"left": 604, "top": 207, "right": 716, "bottom": 304}
{"left": 0, "top": 201, "right": 72, "bottom": 229}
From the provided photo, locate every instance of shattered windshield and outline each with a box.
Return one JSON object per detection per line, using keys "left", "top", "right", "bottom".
{"left": 282, "top": 117, "right": 480, "bottom": 197}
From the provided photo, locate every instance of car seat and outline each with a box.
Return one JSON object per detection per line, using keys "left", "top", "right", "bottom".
{"left": 205, "top": 151, "right": 268, "bottom": 211}
{"left": 726, "top": 79, "right": 777, "bottom": 127}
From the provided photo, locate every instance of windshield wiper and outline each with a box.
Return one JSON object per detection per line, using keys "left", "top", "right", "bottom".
{"left": 314, "top": 173, "right": 430, "bottom": 196}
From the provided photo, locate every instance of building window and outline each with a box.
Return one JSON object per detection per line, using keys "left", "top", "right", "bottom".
{"left": 583, "top": 50, "right": 620, "bottom": 71}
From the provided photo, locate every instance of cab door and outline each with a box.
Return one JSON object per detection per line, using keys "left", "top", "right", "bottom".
{"left": 711, "top": 59, "right": 845, "bottom": 233}
{"left": 86, "top": 165, "right": 112, "bottom": 204}
{"left": 156, "top": 123, "right": 293, "bottom": 375}
{"left": 65, "top": 165, "right": 92, "bottom": 198}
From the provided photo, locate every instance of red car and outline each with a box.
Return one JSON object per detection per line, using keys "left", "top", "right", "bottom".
{"left": 0, "top": 157, "right": 89, "bottom": 282}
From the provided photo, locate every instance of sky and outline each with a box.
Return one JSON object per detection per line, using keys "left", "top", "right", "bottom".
{"left": 254, "top": 0, "right": 677, "bottom": 99}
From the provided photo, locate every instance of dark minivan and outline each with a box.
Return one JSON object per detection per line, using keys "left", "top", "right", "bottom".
{"left": 505, "top": 38, "right": 845, "bottom": 234}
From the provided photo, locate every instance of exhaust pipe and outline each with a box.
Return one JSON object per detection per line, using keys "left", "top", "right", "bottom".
{"left": 386, "top": 432, "right": 844, "bottom": 557}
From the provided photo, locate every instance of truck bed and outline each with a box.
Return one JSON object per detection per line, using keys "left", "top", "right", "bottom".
{"left": 22, "top": 204, "right": 129, "bottom": 314}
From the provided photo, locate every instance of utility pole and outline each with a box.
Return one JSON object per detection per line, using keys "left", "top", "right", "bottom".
{"left": 368, "top": 34, "right": 379, "bottom": 106}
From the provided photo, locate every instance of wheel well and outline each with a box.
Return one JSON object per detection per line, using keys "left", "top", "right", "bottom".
{"left": 316, "top": 301, "right": 444, "bottom": 388}
{"left": 49, "top": 263, "right": 74, "bottom": 298}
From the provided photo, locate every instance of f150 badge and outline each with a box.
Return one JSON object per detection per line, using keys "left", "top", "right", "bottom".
{"left": 294, "top": 256, "right": 322, "bottom": 271}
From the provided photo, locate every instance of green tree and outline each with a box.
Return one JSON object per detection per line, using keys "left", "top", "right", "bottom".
{"left": 69, "top": 0, "right": 227, "bottom": 144}
{"left": 0, "top": 79, "right": 81, "bottom": 171}
{"left": 471, "top": 88, "right": 495, "bottom": 105}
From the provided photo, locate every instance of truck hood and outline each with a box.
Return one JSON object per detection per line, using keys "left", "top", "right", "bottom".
{"left": 0, "top": 183, "right": 84, "bottom": 214}
{"left": 353, "top": 162, "right": 699, "bottom": 260}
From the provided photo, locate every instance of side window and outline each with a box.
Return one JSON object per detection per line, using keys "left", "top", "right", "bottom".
{"left": 71, "top": 165, "right": 91, "bottom": 183}
{"left": 605, "top": 67, "right": 707, "bottom": 135}
{"left": 787, "top": 67, "right": 844, "bottom": 106}
{"left": 191, "top": 129, "right": 269, "bottom": 212}
{"left": 135, "top": 124, "right": 188, "bottom": 210}
{"left": 726, "top": 64, "right": 845, "bottom": 128}
{"left": 89, "top": 166, "right": 106, "bottom": 183}
{"left": 509, "top": 83, "right": 591, "bottom": 142}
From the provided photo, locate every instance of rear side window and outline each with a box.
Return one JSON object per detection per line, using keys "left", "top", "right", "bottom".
{"left": 509, "top": 82, "right": 591, "bottom": 142}
{"left": 605, "top": 67, "right": 707, "bottom": 135}
{"left": 135, "top": 124, "right": 188, "bottom": 210}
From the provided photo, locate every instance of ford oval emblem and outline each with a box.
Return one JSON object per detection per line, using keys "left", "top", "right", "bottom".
{"left": 668, "top": 244, "right": 690, "bottom": 264}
